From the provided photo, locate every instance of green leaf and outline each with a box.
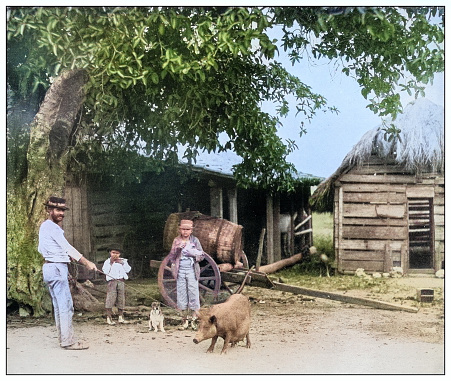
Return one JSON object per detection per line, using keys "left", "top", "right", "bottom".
{"left": 151, "top": 72, "right": 159, "bottom": 84}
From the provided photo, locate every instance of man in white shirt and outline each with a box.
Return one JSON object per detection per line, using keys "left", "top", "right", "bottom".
{"left": 102, "top": 248, "right": 131, "bottom": 325}
{"left": 38, "top": 196, "right": 98, "bottom": 350}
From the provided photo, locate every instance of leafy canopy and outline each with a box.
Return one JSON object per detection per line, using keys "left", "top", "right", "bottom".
{"left": 7, "top": 6, "right": 444, "bottom": 191}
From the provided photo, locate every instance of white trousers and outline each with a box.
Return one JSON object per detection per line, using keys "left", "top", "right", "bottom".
{"left": 42, "top": 263, "right": 75, "bottom": 347}
{"left": 176, "top": 266, "right": 200, "bottom": 311}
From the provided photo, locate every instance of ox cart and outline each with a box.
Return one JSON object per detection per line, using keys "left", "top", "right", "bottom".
{"left": 150, "top": 212, "right": 419, "bottom": 313}
{"left": 149, "top": 212, "right": 268, "bottom": 308}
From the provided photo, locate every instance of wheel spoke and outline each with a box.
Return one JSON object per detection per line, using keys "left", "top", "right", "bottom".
{"left": 199, "top": 275, "right": 217, "bottom": 282}
{"left": 200, "top": 263, "right": 213, "bottom": 271}
{"left": 199, "top": 282, "right": 215, "bottom": 292}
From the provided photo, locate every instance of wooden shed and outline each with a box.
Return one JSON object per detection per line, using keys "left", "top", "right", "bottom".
{"left": 62, "top": 157, "right": 320, "bottom": 278}
{"left": 310, "top": 98, "right": 444, "bottom": 275}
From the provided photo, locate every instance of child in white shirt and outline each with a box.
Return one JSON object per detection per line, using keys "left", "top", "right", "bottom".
{"left": 102, "top": 248, "right": 131, "bottom": 325}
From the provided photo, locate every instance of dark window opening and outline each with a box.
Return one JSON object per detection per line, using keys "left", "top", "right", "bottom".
{"left": 408, "top": 198, "right": 434, "bottom": 269}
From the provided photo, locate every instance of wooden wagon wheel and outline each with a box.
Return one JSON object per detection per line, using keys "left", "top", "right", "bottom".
{"left": 157, "top": 253, "right": 222, "bottom": 309}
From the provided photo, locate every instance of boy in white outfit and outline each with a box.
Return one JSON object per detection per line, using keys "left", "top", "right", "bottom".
{"left": 102, "top": 248, "right": 131, "bottom": 325}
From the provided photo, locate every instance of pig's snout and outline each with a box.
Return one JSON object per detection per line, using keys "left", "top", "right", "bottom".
{"left": 193, "top": 338, "right": 199, "bottom": 344}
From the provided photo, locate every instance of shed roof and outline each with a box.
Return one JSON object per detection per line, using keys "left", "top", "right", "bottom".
{"left": 310, "top": 98, "right": 444, "bottom": 211}
{"left": 179, "top": 147, "right": 323, "bottom": 184}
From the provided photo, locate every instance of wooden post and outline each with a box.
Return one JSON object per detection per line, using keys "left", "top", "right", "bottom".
{"left": 384, "top": 242, "right": 392, "bottom": 273}
{"left": 209, "top": 186, "right": 223, "bottom": 218}
{"left": 227, "top": 188, "right": 238, "bottom": 224}
{"left": 266, "top": 194, "right": 274, "bottom": 264}
{"left": 289, "top": 211, "right": 295, "bottom": 256}
{"left": 273, "top": 195, "right": 281, "bottom": 262}
{"left": 306, "top": 207, "right": 313, "bottom": 247}
{"left": 336, "top": 186, "right": 343, "bottom": 272}
{"left": 401, "top": 244, "right": 408, "bottom": 274}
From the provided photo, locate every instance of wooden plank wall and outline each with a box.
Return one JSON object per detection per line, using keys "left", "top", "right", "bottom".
{"left": 335, "top": 159, "right": 409, "bottom": 273}
{"left": 335, "top": 158, "right": 444, "bottom": 274}
{"left": 88, "top": 192, "right": 132, "bottom": 263}
{"left": 63, "top": 180, "right": 92, "bottom": 259}
{"left": 433, "top": 176, "right": 445, "bottom": 271}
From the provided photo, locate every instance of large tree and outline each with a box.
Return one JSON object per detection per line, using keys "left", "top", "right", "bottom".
{"left": 7, "top": 6, "right": 444, "bottom": 314}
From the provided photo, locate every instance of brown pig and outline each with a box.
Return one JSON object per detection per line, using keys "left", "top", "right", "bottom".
{"left": 193, "top": 293, "right": 251, "bottom": 354}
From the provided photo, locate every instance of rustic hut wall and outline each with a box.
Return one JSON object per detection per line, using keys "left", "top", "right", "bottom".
{"left": 434, "top": 177, "right": 445, "bottom": 269}
{"left": 63, "top": 179, "right": 92, "bottom": 259}
{"left": 334, "top": 157, "right": 443, "bottom": 274}
{"left": 87, "top": 191, "right": 132, "bottom": 262}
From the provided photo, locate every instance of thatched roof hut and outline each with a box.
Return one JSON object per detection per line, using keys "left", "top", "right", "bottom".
{"left": 311, "top": 98, "right": 444, "bottom": 211}
{"left": 310, "top": 98, "right": 444, "bottom": 275}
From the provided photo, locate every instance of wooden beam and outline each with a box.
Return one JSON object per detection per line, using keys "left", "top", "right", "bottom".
{"left": 294, "top": 228, "right": 313, "bottom": 236}
{"left": 149, "top": 261, "right": 418, "bottom": 313}
{"left": 340, "top": 174, "right": 417, "bottom": 184}
{"left": 271, "top": 282, "right": 418, "bottom": 313}
{"left": 343, "top": 204, "right": 405, "bottom": 218}
{"left": 406, "top": 186, "right": 435, "bottom": 198}
{"left": 342, "top": 225, "right": 407, "bottom": 240}
{"left": 294, "top": 215, "right": 311, "bottom": 231}
{"left": 343, "top": 192, "right": 406, "bottom": 203}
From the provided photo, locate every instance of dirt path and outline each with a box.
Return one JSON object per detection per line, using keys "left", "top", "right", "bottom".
{"left": 6, "top": 277, "right": 444, "bottom": 374}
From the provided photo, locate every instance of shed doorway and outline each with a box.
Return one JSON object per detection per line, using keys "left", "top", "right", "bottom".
{"left": 408, "top": 198, "right": 434, "bottom": 269}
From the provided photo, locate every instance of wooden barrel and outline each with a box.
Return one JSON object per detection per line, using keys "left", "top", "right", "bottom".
{"left": 163, "top": 212, "right": 243, "bottom": 265}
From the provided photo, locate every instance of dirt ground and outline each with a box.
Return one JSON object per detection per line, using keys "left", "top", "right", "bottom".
{"left": 5, "top": 275, "right": 445, "bottom": 375}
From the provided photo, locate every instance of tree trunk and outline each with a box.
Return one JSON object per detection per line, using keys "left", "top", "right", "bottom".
{"left": 7, "top": 69, "right": 88, "bottom": 316}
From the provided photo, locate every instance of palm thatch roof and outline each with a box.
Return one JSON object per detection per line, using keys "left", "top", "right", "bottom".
{"left": 310, "top": 98, "right": 444, "bottom": 211}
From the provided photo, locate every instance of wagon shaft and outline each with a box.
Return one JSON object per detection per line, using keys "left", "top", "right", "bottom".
{"left": 151, "top": 261, "right": 418, "bottom": 313}
{"left": 220, "top": 269, "right": 274, "bottom": 289}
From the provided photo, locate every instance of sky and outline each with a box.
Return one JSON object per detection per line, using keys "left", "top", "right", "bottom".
{"left": 268, "top": 36, "right": 445, "bottom": 179}
{"left": 195, "top": 12, "right": 445, "bottom": 180}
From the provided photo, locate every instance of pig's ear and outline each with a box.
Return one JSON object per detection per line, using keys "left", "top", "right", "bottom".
{"left": 209, "top": 315, "right": 217, "bottom": 324}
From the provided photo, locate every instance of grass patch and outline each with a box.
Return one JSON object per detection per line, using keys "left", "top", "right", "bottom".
{"left": 273, "top": 271, "right": 393, "bottom": 294}
{"left": 312, "top": 212, "right": 333, "bottom": 238}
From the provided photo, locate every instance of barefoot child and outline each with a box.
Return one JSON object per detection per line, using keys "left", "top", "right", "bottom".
{"left": 167, "top": 220, "right": 205, "bottom": 329}
{"left": 102, "top": 247, "right": 131, "bottom": 325}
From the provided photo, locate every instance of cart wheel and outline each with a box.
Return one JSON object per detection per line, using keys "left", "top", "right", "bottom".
{"left": 157, "top": 253, "right": 222, "bottom": 309}
{"left": 198, "top": 253, "right": 222, "bottom": 305}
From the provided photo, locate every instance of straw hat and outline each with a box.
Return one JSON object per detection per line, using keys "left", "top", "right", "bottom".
{"left": 43, "top": 196, "right": 69, "bottom": 210}
{"left": 180, "top": 219, "right": 193, "bottom": 229}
